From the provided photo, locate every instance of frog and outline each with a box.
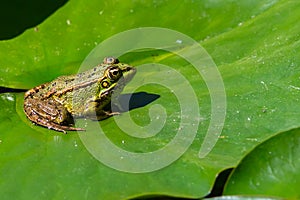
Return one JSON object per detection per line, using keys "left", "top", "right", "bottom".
{"left": 24, "top": 57, "right": 136, "bottom": 133}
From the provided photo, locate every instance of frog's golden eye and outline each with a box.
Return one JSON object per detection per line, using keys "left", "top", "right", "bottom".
{"left": 101, "top": 81, "right": 110, "bottom": 88}
{"left": 108, "top": 68, "right": 121, "bottom": 80}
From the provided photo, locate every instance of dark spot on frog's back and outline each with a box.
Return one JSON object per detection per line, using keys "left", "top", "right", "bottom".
{"left": 88, "top": 72, "right": 96, "bottom": 78}
{"left": 67, "top": 78, "right": 75, "bottom": 82}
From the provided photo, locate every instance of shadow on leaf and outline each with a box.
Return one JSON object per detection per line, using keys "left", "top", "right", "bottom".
{"left": 117, "top": 92, "right": 160, "bottom": 112}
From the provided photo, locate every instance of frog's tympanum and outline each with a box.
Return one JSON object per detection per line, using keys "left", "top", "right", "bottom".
{"left": 24, "top": 57, "right": 136, "bottom": 133}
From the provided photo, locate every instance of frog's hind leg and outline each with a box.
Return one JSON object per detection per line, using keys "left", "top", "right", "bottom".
{"left": 24, "top": 98, "right": 84, "bottom": 133}
{"left": 35, "top": 117, "right": 85, "bottom": 134}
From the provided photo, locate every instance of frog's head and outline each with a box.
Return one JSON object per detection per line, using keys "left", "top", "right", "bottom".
{"left": 99, "top": 57, "right": 136, "bottom": 98}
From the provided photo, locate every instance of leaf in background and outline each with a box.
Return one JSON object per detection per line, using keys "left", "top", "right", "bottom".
{"left": 205, "top": 196, "right": 282, "bottom": 200}
{"left": 223, "top": 128, "right": 300, "bottom": 199}
{"left": 0, "top": 0, "right": 281, "bottom": 89}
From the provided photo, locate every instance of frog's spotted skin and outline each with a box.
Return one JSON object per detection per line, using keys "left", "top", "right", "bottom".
{"left": 24, "top": 57, "right": 136, "bottom": 133}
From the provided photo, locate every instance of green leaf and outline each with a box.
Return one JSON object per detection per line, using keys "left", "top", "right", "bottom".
{"left": 223, "top": 128, "right": 300, "bottom": 199}
{"left": 205, "top": 196, "right": 283, "bottom": 200}
{"left": 1, "top": 0, "right": 300, "bottom": 199}
{"left": 0, "top": 0, "right": 281, "bottom": 89}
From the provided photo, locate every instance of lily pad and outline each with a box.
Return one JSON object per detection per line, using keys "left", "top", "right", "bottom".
{"left": 223, "top": 128, "right": 300, "bottom": 199}
{"left": 205, "top": 197, "right": 282, "bottom": 200}
{"left": 1, "top": 0, "right": 300, "bottom": 199}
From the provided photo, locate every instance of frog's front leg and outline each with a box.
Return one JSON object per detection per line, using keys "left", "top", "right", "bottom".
{"left": 83, "top": 101, "right": 120, "bottom": 121}
{"left": 24, "top": 98, "right": 84, "bottom": 133}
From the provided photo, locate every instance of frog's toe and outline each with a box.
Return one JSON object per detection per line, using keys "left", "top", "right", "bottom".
{"left": 43, "top": 121, "right": 85, "bottom": 133}
{"left": 108, "top": 111, "right": 120, "bottom": 116}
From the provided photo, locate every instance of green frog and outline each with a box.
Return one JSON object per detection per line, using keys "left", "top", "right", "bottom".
{"left": 24, "top": 57, "right": 136, "bottom": 133}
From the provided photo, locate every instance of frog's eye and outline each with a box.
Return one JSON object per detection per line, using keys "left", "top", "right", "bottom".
{"left": 103, "top": 57, "right": 119, "bottom": 64}
{"left": 101, "top": 81, "right": 110, "bottom": 88}
{"left": 108, "top": 67, "right": 121, "bottom": 80}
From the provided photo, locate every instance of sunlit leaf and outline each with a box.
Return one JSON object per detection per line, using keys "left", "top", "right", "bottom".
{"left": 223, "top": 128, "right": 300, "bottom": 199}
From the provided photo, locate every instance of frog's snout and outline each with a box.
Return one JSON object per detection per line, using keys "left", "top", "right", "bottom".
{"left": 122, "top": 66, "right": 136, "bottom": 82}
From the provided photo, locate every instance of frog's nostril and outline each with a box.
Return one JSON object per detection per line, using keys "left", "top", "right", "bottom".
{"left": 125, "top": 66, "right": 134, "bottom": 72}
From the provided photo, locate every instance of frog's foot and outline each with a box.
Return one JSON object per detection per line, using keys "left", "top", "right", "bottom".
{"left": 24, "top": 98, "right": 84, "bottom": 134}
{"left": 29, "top": 112, "right": 85, "bottom": 134}
{"left": 41, "top": 121, "right": 85, "bottom": 134}
{"left": 107, "top": 111, "right": 120, "bottom": 116}
{"left": 87, "top": 111, "right": 120, "bottom": 121}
